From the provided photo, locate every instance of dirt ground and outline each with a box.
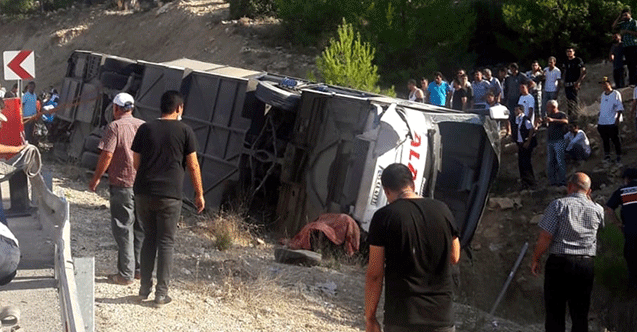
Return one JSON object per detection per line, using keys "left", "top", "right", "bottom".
{"left": 2, "top": 0, "right": 636, "bottom": 330}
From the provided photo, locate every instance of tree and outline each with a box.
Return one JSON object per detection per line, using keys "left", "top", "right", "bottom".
{"left": 317, "top": 19, "right": 382, "bottom": 93}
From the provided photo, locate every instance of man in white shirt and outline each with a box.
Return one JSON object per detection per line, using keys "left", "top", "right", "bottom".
{"left": 598, "top": 77, "right": 623, "bottom": 162}
{"left": 543, "top": 56, "right": 562, "bottom": 119}
{"left": 518, "top": 83, "right": 535, "bottom": 125}
{"left": 564, "top": 123, "right": 591, "bottom": 161}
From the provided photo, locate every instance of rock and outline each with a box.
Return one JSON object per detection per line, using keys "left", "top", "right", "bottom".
{"left": 253, "top": 238, "right": 266, "bottom": 246}
{"left": 472, "top": 243, "right": 482, "bottom": 251}
{"left": 488, "top": 197, "right": 516, "bottom": 210}
{"left": 530, "top": 214, "right": 543, "bottom": 225}
{"left": 274, "top": 248, "right": 322, "bottom": 266}
{"left": 315, "top": 281, "right": 337, "bottom": 296}
{"left": 181, "top": 268, "right": 192, "bottom": 275}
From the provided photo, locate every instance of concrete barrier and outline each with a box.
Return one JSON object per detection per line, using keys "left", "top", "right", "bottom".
{"left": 31, "top": 174, "right": 92, "bottom": 332}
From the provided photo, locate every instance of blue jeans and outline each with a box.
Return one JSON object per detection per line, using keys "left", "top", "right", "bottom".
{"left": 547, "top": 140, "right": 566, "bottom": 186}
{"left": 542, "top": 91, "right": 558, "bottom": 118}
{"left": 0, "top": 204, "right": 6, "bottom": 226}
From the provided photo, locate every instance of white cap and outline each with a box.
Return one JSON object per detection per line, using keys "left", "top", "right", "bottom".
{"left": 0, "top": 111, "right": 7, "bottom": 122}
{"left": 113, "top": 92, "right": 135, "bottom": 109}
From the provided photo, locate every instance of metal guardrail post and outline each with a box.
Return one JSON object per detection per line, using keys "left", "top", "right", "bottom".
{"left": 31, "top": 174, "right": 91, "bottom": 332}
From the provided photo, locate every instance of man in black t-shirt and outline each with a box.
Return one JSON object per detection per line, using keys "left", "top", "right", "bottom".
{"left": 563, "top": 48, "right": 587, "bottom": 118}
{"left": 544, "top": 100, "right": 568, "bottom": 186}
{"left": 365, "top": 163, "right": 460, "bottom": 332}
{"left": 131, "top": 91, "right": 205, "bottom": 307}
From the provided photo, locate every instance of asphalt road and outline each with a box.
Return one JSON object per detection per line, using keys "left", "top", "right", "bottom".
{"left": 0, "top": 214, "right": 61, "bottom": 331}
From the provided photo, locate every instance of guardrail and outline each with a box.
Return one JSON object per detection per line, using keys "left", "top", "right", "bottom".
{"left": 31, "top": 174, "right": 92, "bottom": 332}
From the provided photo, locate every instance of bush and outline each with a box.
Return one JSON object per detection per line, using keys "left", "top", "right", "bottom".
{"left": 317, "top": 19, "right": 382, "bottom": 93}
{"left": 0, "top": 0, "right": 35, "bottom": 14}
{"left": 595, "top": 224, "right": 628, "bottom": 294}
{"left": 275, "top": 0, "right": 364, "bottom": 46}
{"left": 228, "top": 0, "right": 276, "bottom": 19}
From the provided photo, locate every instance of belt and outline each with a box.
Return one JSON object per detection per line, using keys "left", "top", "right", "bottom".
{"left": 550, "top": 253, "right": 594, "bottom": 259}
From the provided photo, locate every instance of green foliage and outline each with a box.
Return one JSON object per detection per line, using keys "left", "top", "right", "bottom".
{"left": 228, "top": 0, "right": 276, "bottom": 19}
{"left": 501, "top": 0, "right": 625, "bottom": 61}
{"left": 0, "top": 0, "right": 35, "bottom": 14}
{"left": 0, "top": 0, "right": 78, "bottom": 14}
{"left": 275, "top": 0, "right": 365, "bottom": 46}
{"left": 595, "top": 224, "right": 628, "bottom": 295}
{"left": 317, "top": 20, "right": 381, "bottom": 93}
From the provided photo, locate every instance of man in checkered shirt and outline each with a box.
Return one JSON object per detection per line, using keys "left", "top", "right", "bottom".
{"left": 531, "top": 172, "right": 604, "bottom": 332}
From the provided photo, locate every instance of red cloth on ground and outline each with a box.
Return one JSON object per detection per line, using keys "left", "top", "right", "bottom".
{"left": 287, "top": 213, "right": 360, "bottom": 256}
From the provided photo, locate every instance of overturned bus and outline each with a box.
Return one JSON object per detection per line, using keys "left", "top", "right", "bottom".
{"left": 52, "top": 51, "right": 505, "bottom": 248}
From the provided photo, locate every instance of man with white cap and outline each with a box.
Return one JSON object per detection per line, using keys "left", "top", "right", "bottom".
{"left": 89, "top": 92, "right": 145, "bottom": 285}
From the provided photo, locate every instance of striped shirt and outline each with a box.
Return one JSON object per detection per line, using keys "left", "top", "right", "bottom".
{"left": 98, "top": 114, "right": 145, "bottom": 188}
{"left": 539, "top": 193, "right": 604, "bottom": 256}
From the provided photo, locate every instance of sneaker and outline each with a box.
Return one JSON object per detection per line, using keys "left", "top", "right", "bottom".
{"left": 154, "top": 294, "right": 172, "bottom": 307}
{"left": 107, "top": 274, "right": 133, "bottom": 286}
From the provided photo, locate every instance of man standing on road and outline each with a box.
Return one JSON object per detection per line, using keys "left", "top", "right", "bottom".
{"left": 471, "top": 70, "right": 491, "bottom": 109}
{"left": 407, "top": 79, "right": 425, "bottom": 103}
{"left": 563, "top": 48, "right": 586, "bottom": 118}
{"left": 483, "top": 68, "right": 502, "bottom": 103}
{"left": 542, "top": 57, "right": 562, "bottom": 120}
{"left": 21, "top": 82, "right": 39, "bottom": 143}
{"left": 427, "top": 72, "right": 451, "bottom": 107}
{"left": 598, "top": 77, "right": 623, "bottom": 163}
{"left": 605, "top": 168, "right": 637, "bottom": 292}
{"left": 531, "top": 172, "right": 604, "bottom": 332}
{"left": 504, "top": 63, "right": 532, "bottom": 136}
{"left": 613, "top": 8, "right": 637, "bottom": 85}
{"left": 518, "top": 83, "right": 535, "bottom": 125}
{"left": 89, "top": 92, "right": 145, "bottom": 285}
{"left": 610, "top": 33, "right": 626, "bottom": 89}
{"left": 544, "top": 100, "right": 568, "bottom": 187}
{"left": 526, "top": 61, "right": 543, "bottom": 120}
{"left": 365, "top": 163, "right": 460, "bottom": 332}
{"left": 132, "top": 90, "right": 205, "bottom": 306}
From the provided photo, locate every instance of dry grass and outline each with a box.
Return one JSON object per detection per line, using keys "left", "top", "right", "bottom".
{"left": 194, "top": 209, "right": 258, "bottom": 251}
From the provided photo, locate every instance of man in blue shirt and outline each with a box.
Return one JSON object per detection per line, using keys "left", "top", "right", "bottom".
{"left": 21, "top": 82, "right": 38, "bottom": 143}
{"left": 427, "top": 72, "right": 451, "bottom": 107}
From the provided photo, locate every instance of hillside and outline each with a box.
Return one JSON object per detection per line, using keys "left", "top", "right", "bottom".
{"left": 0, "top": 0, "right": 316, "bottom": 93}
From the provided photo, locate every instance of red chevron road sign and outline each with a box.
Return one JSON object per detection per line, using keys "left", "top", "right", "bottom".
{"left": 3, "top": 50, "right": 35, "bottom": 80}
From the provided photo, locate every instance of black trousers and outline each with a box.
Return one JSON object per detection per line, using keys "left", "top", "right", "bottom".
{"left": 625, "top": 45, "right": 637, "bottom": 86}
{"left": 136, "top": 194, "right": 182, "bottom": 296}
{"left": 597, "top": 124, "right": 621, "bottom": 157}
{"left": 614, "top": 67, "right": 625, "bottom": 89}
{"left": 518, "top": 143, "right": 535, "bottom": 187}
{"left": 564, "top": 86, "right": 578, "bottom": 118}
{"left": 625, "top": 234, "right": 637, "bottom": 289}
{"left": 544, "top": 255, "right": 594, "bottom": 332}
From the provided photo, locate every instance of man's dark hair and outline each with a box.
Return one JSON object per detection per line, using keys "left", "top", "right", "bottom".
{"left": 381, "top": 163, "right": 414, "bottom": 192}
{"left": 622, "top": 8, "right": 631, "bottom": 14}
{"left": 0, "top": 270, "right": 16, "bottom": 286}
{"left": 408, "top": 79, "right": 417, "bottom": 86}
{"left": 160, "top": 90, "right": 184, "bottom": 115}
{"left": 509, "top": 63, "right": 519, "bottom": 70}
{"left": 623, "top": 168, "right": 637, "bottom": 180}
{"left": 433, "top": 71, "right": 443, "bottom": 78}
